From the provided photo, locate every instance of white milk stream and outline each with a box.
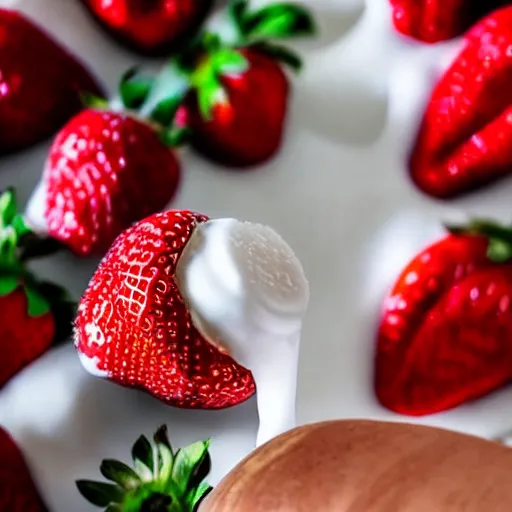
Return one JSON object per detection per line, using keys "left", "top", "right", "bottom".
{"left": 176, "top": 218, "right": 310, "bottom": 447}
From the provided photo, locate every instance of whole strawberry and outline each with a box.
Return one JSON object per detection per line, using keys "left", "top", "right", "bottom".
{"left": 79, "top": 0, "right": 214, "bottom": 56}
{"left": 0, "top": 426, "right": 48, "bottom": 511}
{"left": 178, "top": 0, "right": 316, "bottom": 168}
{"left": 26, "top": 71, "right": 185, "bottom": 257}
{"left": 0, "top": 8, "right": 103, "bottom": 155}
{"left": 389, "top": 0, "right": 507, "bottom": 43}
{"left": 409, "top": 6, "right": 512, "bottom": 199}
{"left": 375, "top": 219, "right": 512, "bottom": 416}
{"left": 77, "top": 425, "right": 212, "bottom": 511}
{"left": 0, "top": 188, "right": 74, "bottom": 389}
{"left": 75, "top": 210, "right": 255, "bottom": 409}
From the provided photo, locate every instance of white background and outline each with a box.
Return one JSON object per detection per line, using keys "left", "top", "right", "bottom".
{"left": 2, "top": 0, "right": 512, "bottom": 510}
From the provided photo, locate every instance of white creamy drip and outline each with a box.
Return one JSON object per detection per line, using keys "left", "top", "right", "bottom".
{"left": 176, "top": 218, "right": 310, "bottom": 447}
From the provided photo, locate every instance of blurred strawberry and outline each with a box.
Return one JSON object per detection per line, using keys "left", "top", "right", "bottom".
{"left": 0, "top": 189, "right": 74, "bottom": 389}
{"left": 79, "top": 0, "right": 214, "bottom": 56}
{"left": 77, "top": 425, "right": 212, "bottom": 511}
{"left": 0, "top": 8, "right": 103, "bottom": 155}
{"left": 75, "top": 209, "right": 255, "bottom": 409}
{"left": 375, "top": 218, "right": 512, "bottom": 416}
{"left": 389, "top": 0, "right": 507, "bottom": 43}
{"left": 178, "top": 0, "right": 316, "bottom": 168}
{"left": 409, "top": 6, "right": 512, "bottom": 198}
{"left": 27, "top": 68, "right": 187, "bottom": 257}
{"left": 0, "top": 426, "right": 48, "bottom": 511}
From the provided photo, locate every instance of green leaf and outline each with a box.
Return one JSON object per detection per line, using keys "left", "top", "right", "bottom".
{"left": 171, "top": 440, "right": 211, "bottom": 495}
{"left": 150, "top": 96, "right": 182, "bottom": 128}
{"left": 488, "top": 238, "right": 512, "bottom": 263}
{"left": 0, "top": 275, "right": 18, "bottom": 296}
{"left": 251, "top": 41, "right": 303, "bottom": 72}
{"left": 190, "top": 482, "right": 213, "bottom": 511}
{"left": 80, "top": 91, "right": 109, "bottom": 109}
{"left": 119, "top": 67, "right": 154, "bottom": 110}
{"left": 76, "top": 480, "right": 124, "bottom": 507}
{"left": 187, "top": 450, "right": 211, "bottom": 494}
{"left": 212, "top": 48, "right": 249, "bottom": 75}
{"left": 100, "top": 459, "right": 142, "bottom": 490}
{"left": 25, "top": 286, "right": 50, "bottom": 317}
{"left": 159, "top": 127, "right": 192, "bottom": 148}
{"left": 154, "top": 426, "right": 174, "bottom": 485}
{"left": 245, "top": 3, "right": 316, "bottom": 40}
{"left": 0, "top": 188, "right": 17, "bottom": 227}
{"left": 229, "top": 0, "right": 250, "bottom": 34}
{"left": 132, "top": 435, "right": 154, "bottom": 478}
{"left": 197, "top": 77, "right": 225, "bottom": 121}
{"left": 105, "top": 505, "right": 123, "bottom": 512}
{"left": 11, "top": 214, "right": 32, "bottom": 238}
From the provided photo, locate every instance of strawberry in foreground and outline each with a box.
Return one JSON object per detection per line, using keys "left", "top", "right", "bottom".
{"left": 0, "top": 426, "right": 48, "bottom": 511}
{"left": 375, "top": 218, "right": 512, "bottom": 416}
{"left": 79, "top": 0, "right": 214, "bottom": 56}
{"left": 177, "top": 0, "right": 316, "bottom": 168}
{"left": 26, "top": 69, "right": 185, "bottom": 257}
{"left": 0, "top": 8, "right": 103, "bottom": 155}
{"left": 75, "top": 209, "right": 255, "bottom": 409}
{"left": 77, "top": 425, "right": 212, "bottom": 512}
{"left": 409, "top": 6, "right": 512, "bottom": 199}
{"left": 389, "top": 0, "right": 507, "bottom": 43}
{"left": 0, "top": 189, "right": 75, "bottom": 388}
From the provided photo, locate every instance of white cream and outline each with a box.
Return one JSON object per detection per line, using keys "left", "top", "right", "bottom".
{"left": 77, "top": 352, "right": 109, "bottom": 378}
{"left": 176, "top": 218, "right": 310, "bottom": 447}
{"left": 25, "top": 178, "right": 49, "bottom": 234}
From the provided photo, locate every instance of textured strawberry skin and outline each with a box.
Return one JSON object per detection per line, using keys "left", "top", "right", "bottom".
{"left": 409, "top": 7, "right": 512, "bottom": 199}
{"left": 0, "top": 9, "right": 103, "bottom": 155}
{"left": 186, "top": 49, "right": 290, "bottom": 168}
{"left": 0, "top": 427, "right": 48, "bottom": 512}
{"left": 75, "top": 210, "right": 255, "bottom": 409}
{"left": 389, "top": 0, "right": 506, "bottom": 43}
{"left": 44, "top": 109, "right": 181, "bottom": 257}
{"left": 80, "top": 0, "right": 213, "bottom": 56}
{"left": 0, "top": 288, "right": 55, "bottom": 389}
{"left": 375, "top": 234, "right": 512, "bottom": 416}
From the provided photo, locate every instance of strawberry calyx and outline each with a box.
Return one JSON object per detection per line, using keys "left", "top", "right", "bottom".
{"left": 446, "top": 219, "right": 512, "bottom": 263}
{"left": 81, "top": 67, "right": 192, "bottom": 149}
{"left": 0, "top": 188, "right": 75, "bottom": 326}
{"left": 76, "top": 425, "right": 213, "bottom": 512}
{"left": 171, "top": 0, "right": 316, "bottom": 120}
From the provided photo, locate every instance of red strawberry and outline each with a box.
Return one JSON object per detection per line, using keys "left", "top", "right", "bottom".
{"left": 375, "top": 219, "right": 512, "bottom": 416}
{"left": 179, "top": 1, "right": 316, "bottom": 168}
{"left": 79, "top": 0, "right": 214, "bottom": 56}
{"left": 77, "top": 425, "right": 212, "bottom": 511}
{"left": 409, "top": 6, "right": 512, "bottom": 199}
{"left": 28, "top": 72, "right": 186, "bottom": 257}
{"left": 75, "top": 210, "right": 255, "bottom": 409}
{"left": 389, "top": 0, "right": 507, "bottom": 43}
{"left": 0, "top": 426, "right": 48, "bottom": 511}
{"left": 0, "top": 189, "right": 74, "bottom": 389}
{"left": 0, "top": 8, "right": 103, "bottom": 155}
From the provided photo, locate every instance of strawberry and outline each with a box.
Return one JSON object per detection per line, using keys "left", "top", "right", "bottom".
{"left": 0, "top": 189, "right": 74, "bottom": 389}
{"left": 389, "top": 0, "right": 507, "bottom": 43}
{"left": 0, "top": 426, "right": 48, "bottom": 511}
{"left": 27, "top": 70, "right": 186, "bottom": 257}
{"left": 74, "top": 209, "right": 255, "bottom": 409}
{"left": 77, "top": 425, "right": 212, "bottom": 512}
{"left": 375, "top": 219, "right": 512, "bottom": 416}
{"left": 79, "top": 0, "right": 214, "bottom": 56}
{"left": 175, "top": 0, "right": 316, "bottom": 168}
{"left": 0, "top": 8, "right": 103, "bottom": 155}
{"left": 408, "top": 6, "right": 512, "bottom": 199}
